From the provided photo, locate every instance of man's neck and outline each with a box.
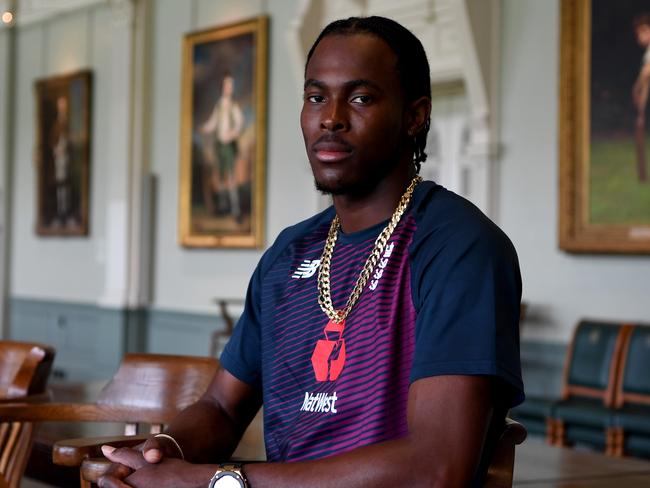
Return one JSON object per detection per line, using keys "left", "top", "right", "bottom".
{"left": 332, "top": 166, "right": 415, "bottom": 234}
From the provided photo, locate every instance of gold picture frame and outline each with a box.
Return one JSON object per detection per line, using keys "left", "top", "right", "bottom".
{"left": 559, "top": 0, "right": 650, "bottom": 253}
{"left": 179, "top": 16, "right": 268, "bottom": 248}
{"left": 35, "top": 70, "right": 92, "bottom": 236}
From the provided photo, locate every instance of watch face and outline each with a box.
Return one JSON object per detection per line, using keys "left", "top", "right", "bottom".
{"left": 214, "top": 473, "right": 245, "bottom": 488}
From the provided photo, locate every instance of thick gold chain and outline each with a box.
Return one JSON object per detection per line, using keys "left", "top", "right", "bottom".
{"left": 317, "top": 176, "right": 423, "bottom": 323}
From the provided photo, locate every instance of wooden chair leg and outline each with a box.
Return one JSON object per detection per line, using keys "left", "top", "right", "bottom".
{"left": 545, "top": 418, "right": 556, "bottom": 445}
{"left": 79, "top": 470, "right": 92, "bottom": 488}
{"left": 553, "top": 420, "right": 569, "bottom": 447}
{"left": 605, "top": 427, "right": 619, "bottom": 456}
{"left": 613, "top": 428, "right": 625, "bottom": 457}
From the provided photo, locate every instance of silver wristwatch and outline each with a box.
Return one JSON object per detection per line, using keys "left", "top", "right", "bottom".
{"left": 208, "top": 463, "right": 248, "bottom": 488}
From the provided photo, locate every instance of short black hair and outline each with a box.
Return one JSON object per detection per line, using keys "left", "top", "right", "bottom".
{"left": 306, "top": 16, "right": 432, "bottom": 173}
{"left": 634, "top": 13, "right": 650, "bottom": 30}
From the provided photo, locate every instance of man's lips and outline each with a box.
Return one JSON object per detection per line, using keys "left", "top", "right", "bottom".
{"left": 315, "top": 150, "right": 351, "bottom": 162}
{"left": 312, "top": 141, "right": 353, "bottom": 162}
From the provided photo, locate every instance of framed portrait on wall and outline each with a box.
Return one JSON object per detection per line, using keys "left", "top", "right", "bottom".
{"left": 35, "top": 70, "right": 92, "bottom": 236}
{"left": 179, "top": 16, "right": 268, "bottom": 248}
{"left": 560, "top": 0, "right": 650, "bottom": 253}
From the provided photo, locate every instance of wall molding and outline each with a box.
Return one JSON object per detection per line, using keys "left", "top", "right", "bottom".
{"left": 9, "top": 296, "right": 229, "bottom": 379}
{"left": 10, "top": 296, "right": 568, "bottom": 395}
{"left": 0, "top": 0, "right": 107, "bottom": 28}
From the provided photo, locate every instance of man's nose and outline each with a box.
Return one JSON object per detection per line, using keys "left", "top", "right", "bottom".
{"left": 321, "top": 100, "right": 348, "bottom": 132}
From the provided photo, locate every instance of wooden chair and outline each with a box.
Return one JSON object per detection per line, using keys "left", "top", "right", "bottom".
{"left": 483, "top": 418, "right": 527, "bottom": 488}
{"left": 0, "top": 353, "right": 218, "bottom": 487}
{"left": 610, "top": 324, "right": 650, "bottom": 457}
{"left": 0, "top": 340, "right": 56, "bottom": 488}
{"left": 547, "top": 321, "right": 632, "bottom": 450}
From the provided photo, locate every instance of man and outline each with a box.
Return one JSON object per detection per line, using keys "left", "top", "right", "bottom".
{"left": 99, "top": 16, "right": 523, "bottom": 488}
{"left": 200, "top": 72, "right": 245, "bottom": 218}
{"left": 50, "top": 95, "right": 73, "bottom": 227}
{"left": 633, "top": 13, "right": 650, "bottom": 182}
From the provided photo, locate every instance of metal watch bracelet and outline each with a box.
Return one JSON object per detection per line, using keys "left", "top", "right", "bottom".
{"left": 208, "top": 463, "right": 248, "bottom": 488}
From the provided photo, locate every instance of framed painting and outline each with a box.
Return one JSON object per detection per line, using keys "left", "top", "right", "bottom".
{"left": 35, "top": 70, "right": 92, "bottom": 236}
{"left": 179, "top": 16, "right": 268, "bottom": 248}
{"left": 560, "top": 0, "right": 650, "bottom": 253}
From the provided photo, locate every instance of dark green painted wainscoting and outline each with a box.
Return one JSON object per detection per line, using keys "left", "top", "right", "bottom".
{"left": 9, "top": 298, "right": 230, "bottom": 382}
{"left": 9, "top": 297, "right": 565, "bottom": 395}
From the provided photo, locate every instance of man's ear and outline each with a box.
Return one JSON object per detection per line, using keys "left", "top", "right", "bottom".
{"left": 406, "top": 96, "right": 432, "bottom": 136}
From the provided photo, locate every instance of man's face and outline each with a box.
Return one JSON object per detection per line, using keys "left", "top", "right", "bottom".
{"left": 222, "top": 75, "right": 234, "bottom": 97}
{"left": 56, "top": 96, "right": 68, "bottom": 117}
{"left": 636, "top": 25, "right": 650, "bottom": 47}
{"left": 301, "top": 34, "right": 408, "bottom": 196}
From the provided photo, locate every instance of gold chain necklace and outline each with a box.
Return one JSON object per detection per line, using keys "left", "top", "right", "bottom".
{"left": 317, "top": 176, "right": 422, "bottom": 324}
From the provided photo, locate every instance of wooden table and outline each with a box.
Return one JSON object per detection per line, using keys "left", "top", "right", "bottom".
{"left": 515, "top": 439, "right": 650, "bottom": 487}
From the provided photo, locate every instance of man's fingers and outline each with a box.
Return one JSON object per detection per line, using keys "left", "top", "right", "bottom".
{"left": 97, "top": 474, "right": 132, "bottom": 488}
{"left": 142, "top": 434, "right": 185, "bottom": 462}
{"left": 141, "top": 436, "right": 164, "bottom": 463}
{"left": 101, "top": 445, "right": 148, "bottom": 470}
{"left": 101, "top": 461, "right": 133, "bottom": 480}
{"left": 142, "top": 447, "right": 162, "bottom": 464}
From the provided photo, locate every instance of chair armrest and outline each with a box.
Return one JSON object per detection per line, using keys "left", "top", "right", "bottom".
{"left": 0, "top": 392, "right": 51, "bottom": 404}
{"left": 483, "top": 418, "right": 527, "bottom": 488}
{"left": 53, "top": 434, "right": 149, "bottom": 466}
{"left": 7, "top": 345, "right": 47, "bottom": 398}
{"left": 503, "top": 418, "right": 527, "bottom": 445}
{"left": 81, "top": 457, "right": 114, "bottom": 484}
{"left": 0, "top": 402, "right": 177, "bottom": 423}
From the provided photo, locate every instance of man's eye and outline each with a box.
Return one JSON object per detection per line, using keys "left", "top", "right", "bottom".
{"left": 305, "top": 94, "right": 325, "bottom": 103}
{"left": 350, "top": 95, "right": 372, "bottom": 104}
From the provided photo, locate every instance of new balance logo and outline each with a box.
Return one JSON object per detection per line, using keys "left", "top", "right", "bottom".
{"left": 291, "top": 259, "right": 321, "bottom": 279}
{"left": 299, "top": 391, "right": 338, "bottom": 414}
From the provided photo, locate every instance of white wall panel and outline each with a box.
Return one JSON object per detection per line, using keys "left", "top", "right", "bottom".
{"left": 150, "top": 0, "right": 315, "bottom": 313}
{"left": 10, "top": 7, "right": 112, "bottom": 302}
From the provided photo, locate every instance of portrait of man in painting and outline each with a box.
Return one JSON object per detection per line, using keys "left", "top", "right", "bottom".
{"left": 35, "top": 70, "right": 91, "bottom": 236}
{"left": 179, "top": 17, "right": 267, "bottom": 248}
{"left": 590, "top": 0, "right": 650, "bottom": 227}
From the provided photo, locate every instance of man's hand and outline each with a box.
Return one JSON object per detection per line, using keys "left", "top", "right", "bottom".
{"left": 98, "top": 446, "right": 215, "bottom": 488}
{"left": 97, "top": 435, "right": 185, "bottom": 487}
{"left": 98, "top": 446, "right": 147, "bottom": 487}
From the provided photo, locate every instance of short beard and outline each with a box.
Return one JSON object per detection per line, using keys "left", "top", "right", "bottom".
{"left": 312, "top": 146, "right": 406, "bottom": 198}
{"left": 314, "top": 177, "right": 378, "bottom": 197}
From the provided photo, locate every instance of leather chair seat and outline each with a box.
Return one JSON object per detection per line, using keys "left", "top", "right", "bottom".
{"left": 510, "top": 397, "right": 555, "bottom": 436}
{"left": 552, "top": 397, "right": 614, "bottom": 427}
{"left": 512, "top": 397, "right": 554, "bottom": 418}
{"left": 624, "top": 434, "right": 650, "bottom": 458}
{"left": 614, "top": 404, "right": 650, "bottom": 434}
{"left": 564, "top": 424, "right": 607, "bottom": 449}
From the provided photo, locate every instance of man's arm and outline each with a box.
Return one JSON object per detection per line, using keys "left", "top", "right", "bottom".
{"left": 633, "top": 62, "right": 650, "bottom": 112}
{"left": 148, "top": 367, "right": 262, "bottom": 464}
{"left": 200, "top": 104, "right": 220, "bottom": 134}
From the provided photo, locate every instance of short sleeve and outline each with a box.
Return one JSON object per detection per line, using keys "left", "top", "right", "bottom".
{"left": 220, "top": 263, "right": 263, "bottom": 389}
{"left": 410, "top": 221, "right": 524, "bottom": 407}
